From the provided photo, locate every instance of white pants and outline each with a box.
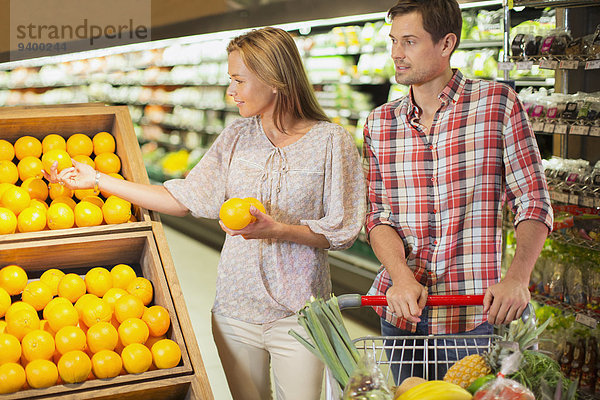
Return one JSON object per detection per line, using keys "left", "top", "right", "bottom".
{"left": 212, "top": 313, "right": 323, "bottom": 400}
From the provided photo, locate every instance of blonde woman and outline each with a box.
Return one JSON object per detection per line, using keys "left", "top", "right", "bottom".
{"left": 46, "top": 27, "right": 366, "bottom": 400}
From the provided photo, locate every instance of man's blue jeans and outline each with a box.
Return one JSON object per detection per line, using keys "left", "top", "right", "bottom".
{"left": 380, "top": 308, "right": 494, "bottom": 385}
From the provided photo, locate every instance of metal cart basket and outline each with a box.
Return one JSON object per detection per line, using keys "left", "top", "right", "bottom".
{"left": 325, "top": 294, "right": 530, "bottom": 399}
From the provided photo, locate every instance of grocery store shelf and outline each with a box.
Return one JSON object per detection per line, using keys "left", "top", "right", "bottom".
{"left": 548, "top": 230, "right": 600, "bottom": 252}
{"left": 459, "top": 39, "right": 504, "bottom": 49}
{"left": 530, "top": 118, "right": 600, "bottom": 137}
{"left": 513, "top": 0, "right": 600, "bottom": 8}
{"left": 531, "top": 292, "right": 599, "bottom": 327}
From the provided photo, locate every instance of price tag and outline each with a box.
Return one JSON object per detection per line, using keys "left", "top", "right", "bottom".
{"left": 555, "top": 124, "right": 569, "bottom": 134}
{"left": 585, "top": 59, "right": 600, "bottom": 70}
{"left": 570, "top": 125, "right": 590, "bottom": 136}
{"left": 575, "top": 313, "right": 598, "bottom": 329}
{"left": 569, "top": 194, "right": 580, "bottom": 204}
{"left": 516, "top": 61, "right": 534, "bottom": 71}
{"left": 590, "top": 126, "right": 600, "bottom": 137}
{"left": 559, "top": 60, "right": 579, "bottom": 70}
{"left": 539, "top": 59, "right": 559, "bottom": 70}
{"left": 532, "top": 122, "right": 545, "bottom": 132}
{"left": 551, "top": 192, "right": 570, "bottom": 203}
{"left": 498, "top": 62, "right": 514, "bottom": 71}
{"left": 581, "top": 196, "right": 595, "bottom": 208}
{"left": 544, "top": 123, "right": 556, "bottom": 133}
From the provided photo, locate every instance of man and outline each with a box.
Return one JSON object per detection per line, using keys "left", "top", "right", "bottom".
{"left": 363, "top": 0, "right": 553, "bottom": 381}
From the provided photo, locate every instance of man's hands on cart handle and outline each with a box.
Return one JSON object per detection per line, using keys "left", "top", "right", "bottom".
{"left": 386, "top": 271, "right": 428, "bottom": 324}
{"left": 483, "top": 277, "right": 531, "bottom": 325}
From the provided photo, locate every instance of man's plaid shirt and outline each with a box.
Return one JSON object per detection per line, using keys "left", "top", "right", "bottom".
{"left": 364, "top": 70, "right": 553, "bottom": 334}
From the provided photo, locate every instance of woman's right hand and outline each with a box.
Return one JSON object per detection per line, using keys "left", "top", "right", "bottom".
{"left": 42, "top": 158, "right": 96, "bottom": 190}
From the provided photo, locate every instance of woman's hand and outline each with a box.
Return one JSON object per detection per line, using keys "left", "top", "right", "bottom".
{"left": 219, "top": 206, "right": 280, "bottom": 240}
{"left": 42, "top": 158, "right": 96, "bottom": 190}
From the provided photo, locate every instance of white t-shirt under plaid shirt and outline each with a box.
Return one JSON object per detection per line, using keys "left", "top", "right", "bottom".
{"left": 364, "top": 70, "right": 553, "bottom": 334}
{"left": 164, "top": 116, "right": 366, "bottom": 324}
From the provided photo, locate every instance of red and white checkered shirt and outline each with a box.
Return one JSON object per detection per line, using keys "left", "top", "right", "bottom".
{"left": 364, "top": 70, "right": 553, "bottom": 334}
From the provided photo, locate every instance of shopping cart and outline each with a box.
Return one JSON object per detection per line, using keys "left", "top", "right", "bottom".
{"left": 325, "top": 294, "right": 534, "bottom": 399}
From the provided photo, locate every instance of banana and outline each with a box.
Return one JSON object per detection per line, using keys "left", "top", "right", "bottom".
{"left": 396, "top": 380, "right": 473, "bottom": 400}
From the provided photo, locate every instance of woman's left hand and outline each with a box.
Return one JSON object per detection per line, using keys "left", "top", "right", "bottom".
{"left": 219, "top": 206, "right": 281, "bottom": 240}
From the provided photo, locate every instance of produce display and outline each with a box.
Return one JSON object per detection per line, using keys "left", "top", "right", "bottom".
{"left": 0, "top": 132, "right": 135, "bottom": 235}
{"left": 0, "top": 263, "right": 182, "bottom": 394}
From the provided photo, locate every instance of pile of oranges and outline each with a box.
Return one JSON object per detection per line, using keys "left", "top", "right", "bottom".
{"left": 0, "top": 263, "right": 182, "bottom": 394}
{"left": 0, "top": 132, "right": 134, "bottom": 235}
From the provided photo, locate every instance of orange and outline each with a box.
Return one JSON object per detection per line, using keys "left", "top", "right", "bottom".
{"left": 121, "top": 343, "right": 152, "bottom": 374}
{"left": 50, "top": 195, "right": 77, "bottom": 210}
{"left": 0, "top": 321, "right": 6, "bottom": 334}
{"left": 73, "top": 154, "right": 95, "bottom": 169}
{"left": 86, "top": 321, "right": 118, "bottom": 354}
{"left": 74, "top": 293, "right": 99, "bottom": 320}
{"left": 14, "top": 136, "right": 42, "bottom": 160}
{"left": 46, "top": 301, "right": 79, "bottom": 334}
{"left": 5, "top": 301, "right": 36, "bottom": 323}
{"left": 114, "top": 294, "right": 145, "bottom": 323}
{"left": 244, "top": 197, "right": 266, "bottom": 222}
{"left": 41, "top": 148, "right": 72, "bottom": 174}
{"left": 92, "top": 132, "right": 116, "bottom": 156}
{"left": 0, "top": 287, "right": 10, "bottom": 318}
{"left": 126, "top": 277, "right": 153, "bottom": 306}
{"left": 94, "top": 152, "right": 121, "bottom": 174}
{"left": 54, "top": 325, "right": 87, "bottom": 355}
{"left": 100, "top": 172, "right": 124, "bottom": 198}
{"left": 1, "top": 185, "right": 31, "bottom": 216}
{"left": 0, "top": 140, "right": 15, "bottom": 161}
{"left": 43, "top": 296, "right": 71, "bottom": 320}
{"left": 48, "top": 182, "right": 73, "bottom": 200}
{"left": 0, "top": 161, "right": 18, "bottom": 185}
{"left": 21, "top": 329, "right": 55, "bottom": 362}
{"left": 102, "top": 196, "right": 131, "bottom": 224}
{"left": 74, "top": 188, "right": 96, "bottom": 201}
{"left": 25, "top": 359, "right": 58, "bottom": 389}
{"left": 81, "top": 195, "right": 104, "bottom": 209}
{"left": 29, "top": 199, "right": 49, "bottom": 213}
{"left": 17, "top": 206, "right": 47, "bottom": 232}
{"left": 22, "top": 280, "right": 53, "bottom": 311}
{"left": 17, "top": 156, "right": 43, "bottom": 181}
{"left": 57, "top": 350, "right": 91, "bottom": 383}
{"left": 81, "top": 298, "right": 112, "bottom": 328}
{"left": 74, "top": 202, "right": 104, "bottom": 227}
{"left": 57, "top": 273, "right": 86, "bottom": 303}
{"left": 118, "top": 317, "right": 149, "bottom": 346}
{"left": 219, "top": 198, "right": 253, "bottom": 230}
{"left": 74, "top": 201, "right": 103, "bottom": 227}
{"left": 0, "top": 362, "right": 26, "bottom": 394}
{"left": 0, "top": 207, "right": 17, "bottom": 235}
{"left": 6, "top": 308, "right": 40, "bottom": 341}
{"left": 21, "top": 177, "right": 48, "bottom": 201}
{"left": 102, "top": 287, "right": 127, "bottom": 312}
{"left": 0, "top": 333, "right": 21, "bottom": 365}
{"left": 0, "top": 183, "right": 14, "bottom": 198}
{"left": 0, "top": 265, "right": 28, "bottom": 296}
{"left": 111, "top": 264, "right": 136, "bottom": 290}
{"left": 151, "top": 339, "right": 181, "bottom": 369}
{"left": 91, "top": 349, "right": 121, "bottom": 379}
{"left": 47, "top": 202, "right": 75, "bottom": 230}
{"left": 40, "top": 269, "right": 66, "bottom": 297}
{"left": 85, "top": 267, "right": 113, "bottom": 297}
{"left": 142, "top": 305, "right": 171, "bottom": 337}
{"left": 41, "top": 134, "right": 67, "bottom": 154}
{"left": 66, "top": 134, "right": 93, "bottom": 158}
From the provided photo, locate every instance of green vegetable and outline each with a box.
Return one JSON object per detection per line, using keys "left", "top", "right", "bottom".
{"left": 467, "top": 374, "right": 495, "bottom": 394}
{"left": 289, "top": 295, "right": 361, "bottom": 390}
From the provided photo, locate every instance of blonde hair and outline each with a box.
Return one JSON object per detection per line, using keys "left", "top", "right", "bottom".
{"left": 227, "top": 27, "right": 329, "bottom": 133}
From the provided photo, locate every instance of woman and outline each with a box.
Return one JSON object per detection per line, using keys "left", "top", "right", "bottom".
{"left": 46, "top": 27, "right": 366, "bottom": 400}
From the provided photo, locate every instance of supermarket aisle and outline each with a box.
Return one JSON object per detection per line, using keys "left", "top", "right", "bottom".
{"left": 162, "top": 224, "right": 378, "bottom": 399}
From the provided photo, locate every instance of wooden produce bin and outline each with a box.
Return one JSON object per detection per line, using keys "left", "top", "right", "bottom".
{"left": 0, "top": 104, "right": 152, "bottom": 245}
{"left": 0, "top": 104, "right": 214, "bottom": 399}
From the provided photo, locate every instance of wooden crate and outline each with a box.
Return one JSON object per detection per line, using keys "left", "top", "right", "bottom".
{"left": 0, "top": 104, "right": 152, "bottom": 244}
{"left": 0, "top": 230, "right": 201, "bottom": 400}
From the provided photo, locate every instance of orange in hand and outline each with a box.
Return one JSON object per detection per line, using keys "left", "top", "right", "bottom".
{"left": 219, "top": 197, "right": 265, "bottom": 230}
{"left": 42, "top": 149, "right": 72, "bottom": 174}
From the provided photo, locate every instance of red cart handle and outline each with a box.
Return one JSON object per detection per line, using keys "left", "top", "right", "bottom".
{"left": 337, "top": 294, "right": 485, "bottom": 310}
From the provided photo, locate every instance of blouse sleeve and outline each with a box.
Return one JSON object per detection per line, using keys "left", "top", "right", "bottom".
{"left": 300, "top": 125, "right": 367, "bottom": 251}
{"left": 163, "top": 120, "right": 243, "bottom": 219}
